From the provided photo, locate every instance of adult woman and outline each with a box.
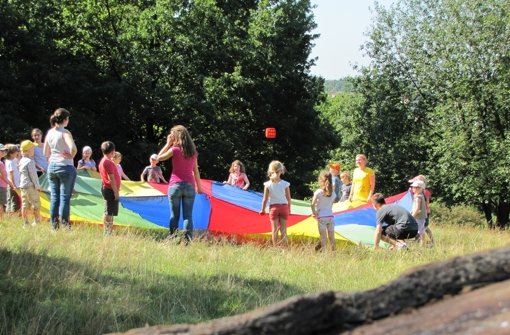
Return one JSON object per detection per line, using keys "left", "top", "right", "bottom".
{"left": 157, "top": 125, "right": 202, "bottom": 243}
{"left": 31, "top": 128, "right": 48, "bottom": 175}
{"left": 348, "top": 154, "right": 376, "bottom": 205}
{"left": 43, "top": 108, "right": 77, "bottom": 230}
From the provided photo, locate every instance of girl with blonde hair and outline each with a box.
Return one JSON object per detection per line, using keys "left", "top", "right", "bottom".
{"left": 260, "top": 160, "right": 291, "bottom": 246}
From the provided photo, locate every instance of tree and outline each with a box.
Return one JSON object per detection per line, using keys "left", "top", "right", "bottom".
{"left": 0, "top": 0, "right": 332, "bottom": 197}
{"left": 359, "top": 0, "right": 510, "bottom": 227}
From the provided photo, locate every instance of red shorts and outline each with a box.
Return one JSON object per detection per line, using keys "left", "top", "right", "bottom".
{"left": 269, "top": 204, "right": 289, "bottom": 220}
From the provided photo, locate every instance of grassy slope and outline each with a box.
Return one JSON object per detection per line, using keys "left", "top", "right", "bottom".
{"left": 0, "top": 217, "right": 509, "bottom": 334}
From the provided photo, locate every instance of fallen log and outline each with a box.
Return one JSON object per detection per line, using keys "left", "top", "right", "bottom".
{"left": 111, "top": 246, "right": 510, "bottom": 335}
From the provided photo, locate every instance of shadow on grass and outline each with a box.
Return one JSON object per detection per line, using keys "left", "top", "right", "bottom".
{"left": 0, "top": 248, "right": 303, "bottom": 335}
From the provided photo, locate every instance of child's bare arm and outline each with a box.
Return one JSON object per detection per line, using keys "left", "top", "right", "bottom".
{"left": 310, "top": 194, "right": 318, "bottom": 216}
{"left": 109, "top": 173, "right": 119, "bottom": 200}
{"left": 260, "top": 187, "right": 269, "bottom": 214}
{"left": 285, "top": 187, "right": 292, "bottom": 212}
{"left": 411, "top": 197, "right": 421, "bottom": 217}
{"left": 243, "top": 175, "right": 250, "bottom": 190}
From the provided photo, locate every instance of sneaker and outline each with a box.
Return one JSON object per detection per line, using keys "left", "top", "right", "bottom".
{"left": 32, "top": 221, "right": 39, "bottom": 226}
{"left": 396, "top": 242, "right": 408, "bottom": 250}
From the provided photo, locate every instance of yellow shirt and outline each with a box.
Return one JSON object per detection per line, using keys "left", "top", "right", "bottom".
{"left": 351, "top": 167, "right": 375, "bottom": 202}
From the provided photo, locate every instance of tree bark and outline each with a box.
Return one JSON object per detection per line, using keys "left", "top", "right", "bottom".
{"left": 496, "top": 201, "right": 510, "bottom": 229}
{"left": 481, "top": 202, "right": 494, "bottom": 229}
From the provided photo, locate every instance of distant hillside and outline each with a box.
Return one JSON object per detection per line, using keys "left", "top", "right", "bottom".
{"left": 324, "top": 78, "right": 354, "bottom": 94}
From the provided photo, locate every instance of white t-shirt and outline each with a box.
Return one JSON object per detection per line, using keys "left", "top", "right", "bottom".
{"left": 313, "top": 189, "right": 336, "bottom": 218}
{"left": 5, "top": 158, "right": 20, "bottom": 187}
{"left": 263, "top": 179, "right": 290, "bottom": 205}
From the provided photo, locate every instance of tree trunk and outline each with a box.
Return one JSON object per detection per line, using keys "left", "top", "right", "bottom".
{"left": 481, "top": 203, "right": 494, "bottom": 229}
{"left": 496, "top": 201, "right": 510, "bottom": 229}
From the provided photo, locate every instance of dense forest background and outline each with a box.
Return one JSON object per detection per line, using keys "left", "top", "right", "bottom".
{"left": 2, "top": 0, "right": 510, "bottom": 227}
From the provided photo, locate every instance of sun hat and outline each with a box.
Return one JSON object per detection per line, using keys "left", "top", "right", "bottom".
{"left": 328, "top": 163, "right": 341, "bottom": 171}
{"left": 150, "top": 154, "right": 158, "bottom": 161}
{"left": 410, "top": 180, "right": 425, "bottom": 189}
{"left": 82, "top": 145, "right": 93, "bottom": 153}
{"left": 20, "top": 140, "right": 35, "bottom": 152}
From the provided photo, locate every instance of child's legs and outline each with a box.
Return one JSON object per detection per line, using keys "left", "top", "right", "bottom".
{"left": 21, "top": 189, "right": 30, "bottom": 223}
{"left": 0, "top": 187, "right": 6, "bottom": 214}
{"left": 269, "top": 204, "right": 288, "bottom": 245}
{"left": 30, "top": 187, "right": 41, "bottom": 222}
{"left": 103, "top": 213, "right": 113, "bottom": 234}
{"left": 270, "top": 218, "right": 279, "bottom": 245}
{"left": 326, "top": 221, "right": 336, "bottom": 250}
{"left": 24, "top": 187, "right": 41, "bottom": 223}
{"left": 417, "top": 218, "right": 426, "bottom": 237}
{"left": 424, "top": 217, "right": 434, "bottom": 242}
{"left": 279, "top": 218, "right": 288, "bottom": 244}
{"left": 101, "top": 188, "right": 118, "bottom": 233}
{"left": 6, "top": 186, "right": 20, "bottom": 213}
{"left": 317, "top": 219, "right": 328, "bottom": 247}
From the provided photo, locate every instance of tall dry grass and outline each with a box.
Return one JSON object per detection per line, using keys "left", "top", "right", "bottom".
{"left": 0, "top": 215, "right": 509, "bottom": 334}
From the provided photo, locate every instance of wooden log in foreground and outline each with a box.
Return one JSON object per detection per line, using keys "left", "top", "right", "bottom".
{"left": 111, "top": 246, "right": 510, "bottom": 335}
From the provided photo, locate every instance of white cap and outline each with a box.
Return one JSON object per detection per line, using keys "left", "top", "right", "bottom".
{"left": 150, "top": 154, "right": 158, "bottom": 161}
{"left": 410, "top": 180, "right": 425, "bottom": 189}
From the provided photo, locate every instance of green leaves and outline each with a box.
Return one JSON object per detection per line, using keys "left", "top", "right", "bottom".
{"left": 352, "top": 0, "right": 510, "bottom": 226}
{"left": 1, "top": 0, "right": 329, "bottom": 197}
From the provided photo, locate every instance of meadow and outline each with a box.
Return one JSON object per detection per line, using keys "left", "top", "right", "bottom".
{"left": 1, "top": 216, "right": 509, "bottom": 335}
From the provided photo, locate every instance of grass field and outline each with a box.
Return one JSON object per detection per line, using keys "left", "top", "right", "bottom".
{"left": 1, "top": 216, "right": 509, "bottom": 334}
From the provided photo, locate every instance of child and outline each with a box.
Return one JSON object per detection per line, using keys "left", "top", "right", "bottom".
{"left": 18, "top": 140, "right": 42, "bottom": 226}
{"left": 5, "top": 144, "right": 21, "bottom": 213}
{"left": 410, "top": 179, "right": 427, "bottom": 246}
{"left": 409, "top": 175, "right": 434, "bottom": 245}
{"left": 260, "top": 160, "right": 291, "bottom": 246}
{"left": 328, "top": 163, "right": 341, "bottom": 203}
{"left": 113, "top": 152, "right": 131, "bottom": 181}
{"left": 140, "top": 154, "right": 167, "bottom": 183}
{"left": 99, "top": 141, "right": 120, "bottom": 236}
{"left": 339, "top": 171, "right": 352, "bottom": 202}
{"left": 311, "top": 170, "right": 336, "bottom": 251}
{"left": 31, "top": 128, "right": 48, "bottom": 175}
{"left": 77, "top": 146, "right": 97, "bottom": 171}
{"left": 225, "top": 160, "right": 250, "bottom": 190}
{"left": 0, "top": 144, "right": 12, "bottom": 216}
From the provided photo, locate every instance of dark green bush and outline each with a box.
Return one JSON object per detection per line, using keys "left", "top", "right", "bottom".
{"left": 429, "top": 203, "right": 486, "bottom": 228}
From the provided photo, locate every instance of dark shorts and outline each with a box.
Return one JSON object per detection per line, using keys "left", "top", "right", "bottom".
{"left": 101, "top": 187, "right": 119, "bottom": 216}
{"left": 383, "top": 225, "right": 418, "bottom": 240}
{"left": 269, "top": 204, "right": 289, "bottom": 220}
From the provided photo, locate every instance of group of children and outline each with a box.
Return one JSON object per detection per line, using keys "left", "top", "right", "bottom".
{"left": 253, "top": 159, "right": 434, "bottom": 250}
{"left": 2, "top": 128, "right": 433, "bottom": 249}
{"left": 0, "top": 141, "right": 42, "bottom": 226}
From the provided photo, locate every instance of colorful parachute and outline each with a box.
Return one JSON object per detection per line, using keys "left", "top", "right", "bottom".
{"left": 38, "top": 171, "right": 413, "bottom": 247}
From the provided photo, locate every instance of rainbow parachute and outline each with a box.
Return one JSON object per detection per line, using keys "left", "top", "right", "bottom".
{"left": 38, "top": 171, "right": 413, "bottom": 246}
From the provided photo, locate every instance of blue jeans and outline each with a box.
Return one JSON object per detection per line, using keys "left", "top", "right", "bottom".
{"left": 168, "top": 182, "right": 196, "bottom": 240}
{"left": 48, "top": 163, "right": 77, "bottom": 229}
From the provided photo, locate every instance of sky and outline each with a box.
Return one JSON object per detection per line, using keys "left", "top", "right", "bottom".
{"left": 309, "top": 0, "right": 396, "bottom": 80}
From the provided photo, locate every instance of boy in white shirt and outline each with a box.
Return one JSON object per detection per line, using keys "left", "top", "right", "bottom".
{"left": 19, "top": 140, "right": 42, "bottom": 226}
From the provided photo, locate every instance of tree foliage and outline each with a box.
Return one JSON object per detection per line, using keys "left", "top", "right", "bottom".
{"left": 322, "top": 0, "right": 510, "bottom": 226}
{"left": 0, "top": 0, "right": 335, "bottom": 197}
